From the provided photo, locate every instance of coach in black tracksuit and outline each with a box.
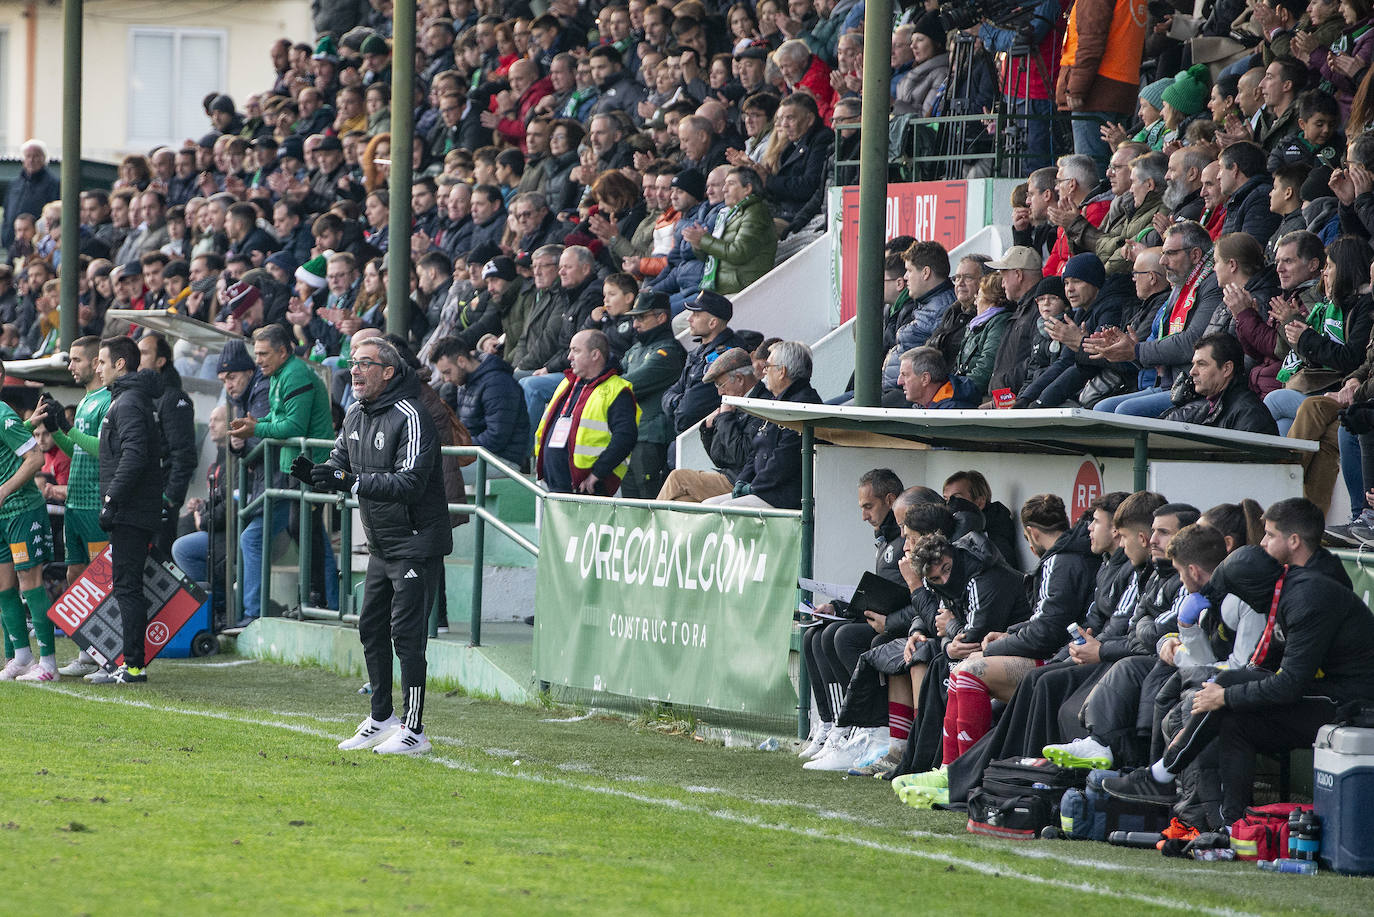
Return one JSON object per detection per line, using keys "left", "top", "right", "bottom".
{"left": 315, "top": 338, "right": 452, "bottom": 755}
{"left": 98, "top": 337, "right": 163, "bottom": 682}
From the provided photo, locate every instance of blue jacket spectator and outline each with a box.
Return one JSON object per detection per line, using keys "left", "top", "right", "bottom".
{"left": 4, "top": 141, "right": 59, "bottom": 249}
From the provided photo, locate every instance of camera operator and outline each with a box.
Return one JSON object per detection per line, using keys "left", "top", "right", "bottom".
{"left": 972, "top": 0, "right": 1070, "bottom": 172}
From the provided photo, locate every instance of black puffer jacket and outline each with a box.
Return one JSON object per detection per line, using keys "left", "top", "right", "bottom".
{"left": 919, "top": 531, "right": 1031, "bottom": 647}
{"left": 985, "top": 513, "right": 1100, "bottom": 659}
{"left": 99, "top": 369, "right": 164, "bottom": 532}
{"left": 454, "top": 354, "right": 529, "bottom": 466}
{"left": 1201, "top": 546, "right": 1374, "bottom": 709}
{"left": 154, "top": 364, "right": 198, "bottom": 506}
{"left": 327, "top": 364, "right": 452, "bottom": 561}
{"left": 700, "top": 380, "right": 767, "bottom": 480}
{"left": 735, "top": 378, "right": 822, "bottom": 509}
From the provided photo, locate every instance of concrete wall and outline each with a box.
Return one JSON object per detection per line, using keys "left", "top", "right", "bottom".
{"left": 810, "top": 443, "right": 1304, "bottom": 585}
{"left": 0, "top": 0, "right": 311, "bottom": 163}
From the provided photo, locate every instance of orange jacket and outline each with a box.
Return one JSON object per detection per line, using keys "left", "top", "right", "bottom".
{"left": 1056, "top": 0, "right": 1147, "bottom": 115}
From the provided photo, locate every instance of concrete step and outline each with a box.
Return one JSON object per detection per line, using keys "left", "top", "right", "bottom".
{"left": 451, "top": 518, "right": 539, "bottom": 568}
{"left": 342, "top": 558, "right": 536, "bottom": 624}
{"left": 237, "top": 617, "right": 532, "bottom": 702}
{"left": 484, "top": 477, "right": 538, "bottom": 524}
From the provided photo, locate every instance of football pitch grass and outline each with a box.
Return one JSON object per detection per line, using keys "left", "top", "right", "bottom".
{"left": 4, "top": 647, "right": 1367, "bottom": 916}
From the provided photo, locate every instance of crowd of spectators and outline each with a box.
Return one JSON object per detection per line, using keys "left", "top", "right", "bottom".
{"left": 798, "top": 468, "right": 1374, "bottom": 840}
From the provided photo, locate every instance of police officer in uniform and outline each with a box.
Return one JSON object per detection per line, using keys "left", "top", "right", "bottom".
{"left": 619, "top": 291, "right": 686, "bottom": 498}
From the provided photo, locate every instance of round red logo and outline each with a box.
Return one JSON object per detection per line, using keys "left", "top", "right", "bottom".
{"left": 1070, "top": 459, "right": 1103, "bottom": 523}
{"left": 146, "top": 621, "right": 170, "bottom": 647}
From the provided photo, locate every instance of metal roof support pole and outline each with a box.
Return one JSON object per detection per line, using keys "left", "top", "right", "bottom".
{"left": 1133, "top": 431, "right": 1148, "bottom": 493}
{"left": 851, "top": 0, "right": 892, "bottom": 407}
{"left": 386, "top": 0, "right": 416, "bottom": 339}
{"left": 59, "top": 0, "right": 82, "bottom": 350}
{"left": 798, "top": 421, "right": 815, "bottom": 739}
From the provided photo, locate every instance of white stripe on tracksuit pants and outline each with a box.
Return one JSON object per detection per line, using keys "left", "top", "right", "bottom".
{"left": 358, "top": 554, "right": 443, "bottom": 735}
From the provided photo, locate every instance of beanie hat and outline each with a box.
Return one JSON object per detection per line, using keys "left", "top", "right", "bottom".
{"left": 671, "top": 168, "right": 706, "bottom": 201}
{"left": 1030, "top": 274, "right": 1066, "bottom": 304}
{"left": 912, "top": 13, "right": 947, "bottom": 52}
{"left": 295, "top": 252, "right": 329, "bottom": 289}
{"left": 360, "top": 34, "right": 389, "bottom": 56}
{"left": 209, "top": 94, "right": 236, "bottom": 115}
{"left": 313, "top": 36, "right": 339, "bottom": 63}
{"left": 265, "top": 250, "right": 298, "bottom": 277}
{"left": 1062, "top": 253, "right": 1105, "bottom": 289}
{"left": 1302, "top": 165, "right": 1334, "bottom": 203}
{"left": 1162, "top": 65, "right": 1211, "bottom": 118}
{"left": 217, "top": 339, "right": 256, "bottom": 374}
{"left": 1139, "top": 78, "right": 1172, "bottom": 113}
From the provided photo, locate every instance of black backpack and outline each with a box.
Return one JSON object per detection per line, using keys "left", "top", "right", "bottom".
{"left": 966, "top": 757, "right": 1085, "bottom": 840}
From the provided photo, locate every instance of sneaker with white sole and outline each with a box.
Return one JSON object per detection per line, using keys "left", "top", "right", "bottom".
{"left": 800, "top": 727, "right": 854, "bottom": 770}
{"left": 848, "top": 738, "right": 891, "bottom": 771}
{"left": 338, "top": 715, "right": 403, "bottom": 751}
{"left": 15, "top": 665, "right": 57, "bottom": 682}
{"left": 108, "top": 665, "right": 147, "bottom": 684}
{"left": 850, "top": 743, "right": 905, "bottom": 777}
{"left": 0, "top": 658, "right": 35, "bottom": 681}
{"left": 373, "top": 726, "right": 431, "bottom": 755}
{"left": 798, "top": 721, "right": 834, "bottom": 760}
{"left": 804, "top": 728, "right": 879, "bottom": 772}
{"left": 59, "top": 658, "right": 99, "bottom": 678}
{"left": 1043, "top": 736, "right": 1113, "bottom": 770}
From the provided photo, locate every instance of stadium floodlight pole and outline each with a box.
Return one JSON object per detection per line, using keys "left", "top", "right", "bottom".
{"left": 851, "top": 0, "right": 892, "bottom": 407}
{"left": 59, "top": 0, "right": 83, "bottom": 351}
{"left": 386, "top": 0, "right": 417, "bottom": 339}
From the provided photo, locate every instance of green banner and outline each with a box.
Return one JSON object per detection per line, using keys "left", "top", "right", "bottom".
{"left": 533, "top": 499, "right": 801, "bottom": 718}
{"left": 1337, "top": 550, "right": 1374, "bottom": 607}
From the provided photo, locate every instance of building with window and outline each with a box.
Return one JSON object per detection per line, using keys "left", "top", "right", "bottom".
{"left": 0, "top": 0, "right": 310, "bottom": 161}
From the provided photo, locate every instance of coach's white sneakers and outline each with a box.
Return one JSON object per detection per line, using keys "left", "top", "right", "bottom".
{"left": 374, "top": 726, "right": 431, "bottom": 756}
{"left": 798, "top": 721, "right": 834, "bottom": 760}
{"left": 338, "top": 715, "right": 403, "bottom": 751}
{"left": 0, "top": 658, "right": 35, "bottom": 680}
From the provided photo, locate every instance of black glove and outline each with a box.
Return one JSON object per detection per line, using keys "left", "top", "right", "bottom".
{"left": 310, "top": 464, "right": 356, "bottom": 493}
{"left": 99, "top": 497, "right": 115, "bottom": 531}
{"left": 289, "top": 453, "right": 315, "bottom": 485}
{"left": 39, "top": 394, "right": 70, "bottom": 433}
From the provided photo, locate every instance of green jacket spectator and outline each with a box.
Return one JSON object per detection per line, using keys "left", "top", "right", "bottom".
{"left": 243, "top": 330, "right": 334, "bottom": 472}
{"left": 689, "top": 180, "right": 778, "bottom": 295}
{"left": 622, "top": 317, "right": 687, "bottom": 445}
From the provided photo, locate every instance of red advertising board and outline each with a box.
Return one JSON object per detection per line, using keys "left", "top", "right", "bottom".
{"left": 47, "top": 544, "right": 206, "bottom": 672}
{"left": 837, "top": 181, "right": 969, "bottom": 321}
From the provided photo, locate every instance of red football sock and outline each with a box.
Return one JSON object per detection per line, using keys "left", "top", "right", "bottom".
{"left": 956, "top": 671, "right": 993, "bottom": 757}
{"left": 941, "top": 679, "right": 961, "bottom": 765}
{"left": 888, "top": 702, "right": 914, "bottom": 742}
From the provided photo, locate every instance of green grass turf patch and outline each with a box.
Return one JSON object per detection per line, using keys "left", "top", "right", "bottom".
{"left": 2, "top": 649, "right": 1367, "bottom": 916}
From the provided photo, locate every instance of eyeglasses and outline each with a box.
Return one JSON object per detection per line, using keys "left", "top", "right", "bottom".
{"left": 764, "top": 362, "right": 783, "bottom": 372}
{"left": 511, "top": 210, "right": 536, "bottom": 220}
{"left": 342, "top": 358, "right": 384, "bottom": 370}
{"left": 1132, "top": 270, "right": 1164, "bottom": 278}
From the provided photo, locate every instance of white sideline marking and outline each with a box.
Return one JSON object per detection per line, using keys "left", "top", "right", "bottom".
{"left": 28, "top": 686, "right": 1256, "bottom": 916}
{"left": 540, "top": 713, "right": 596, "bottom": 723}
{"left": 160, "top": 659, "right": 259, "bottom": 668}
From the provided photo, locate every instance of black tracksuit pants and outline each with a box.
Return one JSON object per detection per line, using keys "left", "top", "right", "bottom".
{"left": 803, "top": 620, "right": 879, "bottom": 722}
{"left": 359, "top": 554, "right": 443, "bottom": 734}
{"left": 1160, "top": 667, "right": 1338, "bottom": 824}
{"left": 110, "top": 524, "right": 152, "bottom": 668}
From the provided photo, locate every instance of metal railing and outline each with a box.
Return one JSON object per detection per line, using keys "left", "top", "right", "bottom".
{"left": 234, "top": 438, "right": 801, "bottom": 649}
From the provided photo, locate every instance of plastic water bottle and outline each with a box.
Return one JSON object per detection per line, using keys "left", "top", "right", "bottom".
{"left": 1258, "top": 858, "right": 1318, "bottom": 875}
{"left": 1193, "top": 848, "right": 1236, "bottom": 862}
{"left": 1066, "top": 623, "right": 1087, "bottom": 645}
{"left": 358, "top": 682, "right": 372, "bottom": 695}
{"left": 757, "top": 737, "right": 780, "bottom": 751}
{"left": 1287, "top": 808, "right": 1304, "bottom": 859}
